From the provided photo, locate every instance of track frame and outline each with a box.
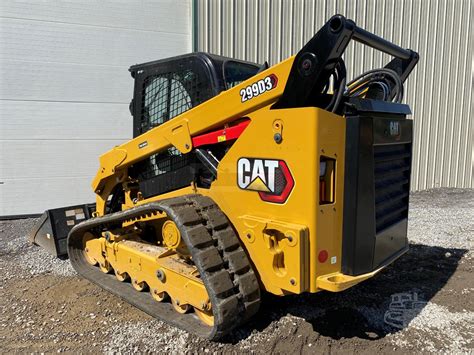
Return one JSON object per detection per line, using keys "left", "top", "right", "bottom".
{"left": 68, "top": 195, "right": 260, "bottom": 340}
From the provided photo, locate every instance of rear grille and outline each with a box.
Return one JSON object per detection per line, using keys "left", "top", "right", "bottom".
{"left": 374, "top": 143, "right": 411, "bottom": 233}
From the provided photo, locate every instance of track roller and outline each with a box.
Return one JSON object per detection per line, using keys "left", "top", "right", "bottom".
{"left": 172, "top": 299, "right": 191, "bottom": 314}
{"left": 131, "top": 279, "right": 147, "bottom": 292}
{"left": 115, "top": 270, "right": 129, "bottom": 282}
{"left": 151, "top": 289, "right": 168, "bottom": 302}
{"left": 99, "top": 261, "right": 112, "bottom": 274}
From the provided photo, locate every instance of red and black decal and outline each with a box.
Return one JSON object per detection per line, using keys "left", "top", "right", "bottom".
{"left": 191, "top": 120, "right": 250, "bottom": 148}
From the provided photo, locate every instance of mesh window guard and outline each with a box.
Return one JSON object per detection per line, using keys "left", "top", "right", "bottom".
{"left": 140, "top": 147, "right": 190, "bottom": 180}
{"left": 140, "top": 70, "right": 198, "bottom": 132}
{"left": 134, "top": 70, "right": 202, "bottom": 188}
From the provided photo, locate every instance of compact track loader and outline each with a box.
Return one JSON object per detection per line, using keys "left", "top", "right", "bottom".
{"left": 30, "top": 15, "right": 418, "bottom": 339}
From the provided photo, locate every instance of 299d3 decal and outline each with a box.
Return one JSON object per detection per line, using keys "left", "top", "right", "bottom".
{"left": 237, "top": 157, "right": 294, "bottom": 203}
{"left": 239, "top": 74, "right": 278, "bottom": 103}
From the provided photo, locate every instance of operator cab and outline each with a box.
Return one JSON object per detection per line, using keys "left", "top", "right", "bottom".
{"left": 129, "top": 53, "right": 261, "bottom": 137}
{"left": 127, "top": 53, "right": 262, "bottom": 200}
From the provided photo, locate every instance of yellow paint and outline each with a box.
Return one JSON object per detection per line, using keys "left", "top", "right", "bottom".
{"left": 84, "top": 229, "right": 210, "bottom": 312}
{"left": 238, "top": 215, "right": 309, "bottom": 294}
{"left": 316, "top": 268, "right": 382, "bottom": 292}
{"left": 197, "top": 106, "right": 346, "bottom": 295}
{"left": 88, "top": 52, "right": 393, "bottom": 298}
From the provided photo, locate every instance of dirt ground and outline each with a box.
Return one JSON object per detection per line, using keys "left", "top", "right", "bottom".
{"left": 1, "top": 188, "right": 473, "bottom": 354}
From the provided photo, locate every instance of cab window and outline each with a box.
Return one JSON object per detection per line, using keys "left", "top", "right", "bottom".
{"left": 224, "top": 61, "right": 260, "bottom": 89}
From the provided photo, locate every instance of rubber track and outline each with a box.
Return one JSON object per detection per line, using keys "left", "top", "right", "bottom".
{"left": 67, "top": 195, "right": 260, "bottom": 340}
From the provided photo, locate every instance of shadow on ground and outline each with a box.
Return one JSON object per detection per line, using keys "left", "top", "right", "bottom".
{"left": 225, "top": 243, "right": 468, "bottom": 343}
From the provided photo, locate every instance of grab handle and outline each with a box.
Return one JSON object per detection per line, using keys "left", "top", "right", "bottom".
{"left": 352, "top": 26, "right": 412, "bottom": 60}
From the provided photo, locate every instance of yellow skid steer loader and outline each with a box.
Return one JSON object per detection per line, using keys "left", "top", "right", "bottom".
{"left": 30, "top": 15, "right": 418, "bottom": 339}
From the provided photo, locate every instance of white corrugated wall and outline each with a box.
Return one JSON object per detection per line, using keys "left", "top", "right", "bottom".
{"left": 195, "top": 0, "right": 474, "bottom": 191}
{"left": 0, "top": 1, "right": 192, "bottom": 216}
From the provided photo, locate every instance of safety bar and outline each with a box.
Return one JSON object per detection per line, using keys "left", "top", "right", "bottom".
{"left": 352, "top": 26, "right": 412, "bottom": 60}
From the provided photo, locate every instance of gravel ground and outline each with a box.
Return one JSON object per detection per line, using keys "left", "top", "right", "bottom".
{"left": 1, "top": 188, "right": 473, "bottom": 354}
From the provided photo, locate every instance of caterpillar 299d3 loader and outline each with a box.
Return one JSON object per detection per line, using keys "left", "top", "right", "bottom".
{"left": 30, "top": 15, "right": 418, "bottom": 339}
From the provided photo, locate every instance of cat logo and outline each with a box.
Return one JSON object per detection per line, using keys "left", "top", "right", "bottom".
{"left": 237, "top": 158, "right": 294, "bottom": 203}
{"left": 389, "top": 121, "right": 401, "bottom": 137}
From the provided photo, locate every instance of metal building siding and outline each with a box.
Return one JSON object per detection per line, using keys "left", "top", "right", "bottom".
{"left": 195, "top": 0, "right": 473, "bottom": 191}
{"left": 0, "top": 1, "right": 192, "bottom": 216}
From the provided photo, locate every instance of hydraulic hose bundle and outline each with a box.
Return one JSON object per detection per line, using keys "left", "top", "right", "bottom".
{"left": 323, "top": 60, "right": 404, "bottom": 113}
{"left": 324, "top": 63, "right": 405, "bottom": 113}
{"left": 345, "top": 68, "right": 404, "bottom": 103}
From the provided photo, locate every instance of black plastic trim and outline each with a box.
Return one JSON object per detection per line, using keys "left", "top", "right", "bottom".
{"left": 342, "top": 105, "right": 412, "bottom": 276}
{"left": 345, "top": 97, "right": 412, "bottom": 115}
